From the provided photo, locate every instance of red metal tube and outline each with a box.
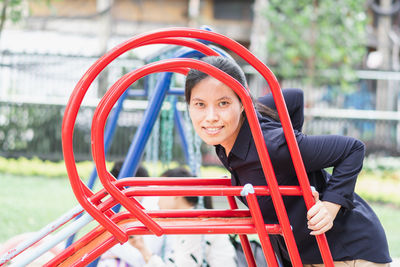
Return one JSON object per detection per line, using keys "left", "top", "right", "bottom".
{"left": 62, "top": 27, "right": 333, "bottom": 265}
{"left": 48, "top": 213, "right": 282, "bottom": 266}
{"left": 226, "top": 194, "right": 256, "bottom": 267}
{"left": 115, "top": 177, "right": 233, "bottom": 186}
{"left": 61, "top": 35, "right": 220, "bottom": 242}
{"left": 122, "top": 185, "right": 302, "bottom": 196}
{"left": 245, "top": 186, "right": 279, "bottom": 267}
{"left": 69, "top": 238, "right": 116, "bottom": 267}
{"left": 91, "top": 57, "right": 303, "bottom": 264}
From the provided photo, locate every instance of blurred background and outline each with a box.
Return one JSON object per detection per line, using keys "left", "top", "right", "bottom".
{"left": 1, "top": 0, "right": 399, "bottom": 161}
{"left": 0, "top": 0, "right": 399, "bottom": 263}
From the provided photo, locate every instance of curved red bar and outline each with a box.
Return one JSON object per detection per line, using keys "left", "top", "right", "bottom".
{"left": 62, "top": 35, "right": 220, "bottom": 242}
{"left": 92, "top": 57, "right": 298, "bottom": 265}
{"left": 62, "top": 27, "right": 334, "bottom": 266}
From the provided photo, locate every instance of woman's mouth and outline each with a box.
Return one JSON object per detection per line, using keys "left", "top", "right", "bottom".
{"left": 203, "top": 126, "right": 223, "bottom": 135}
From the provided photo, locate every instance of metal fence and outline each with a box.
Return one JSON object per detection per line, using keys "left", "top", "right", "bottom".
{"left": 304, "top": 108, "right": 400, "bottom": 156}
{"left": 0, "top": 50, "right": 142, "bottom": 100}
{"left": 0, "top": 51, "right": 146, "bottom": 161}
{"left": 1, "top": 99, "right": 399, "bottom": 162}
{"left": 1, "top": 51, "right": 399, "bottom": 161}
{"left": 0, "top": 100, "right": 144, "bottom": 161}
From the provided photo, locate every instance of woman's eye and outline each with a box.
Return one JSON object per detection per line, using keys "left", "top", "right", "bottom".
{"left": 219, "top": 101, "right": 229, "bottom": 107}
{"left": 194, "top": 102, "right": 204, "bottom": 108}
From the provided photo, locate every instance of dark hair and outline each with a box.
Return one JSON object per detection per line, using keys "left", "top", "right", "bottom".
{"left": 185, "top": 56, "right": 279, "bottom": 121}
{"left": 160, "top": 167, "right": 213, "bottom": 209}
{"left": 160, "top": 167, "right": 192, "bottom": 178}
{"left": 185, "top": 56, "right": 246, "bottom": 104}
{"left": 256, "top": 101, "right": 280, "bottom": 121}
{"left": 111, "top": 160, "right": 149, "bottom": 178}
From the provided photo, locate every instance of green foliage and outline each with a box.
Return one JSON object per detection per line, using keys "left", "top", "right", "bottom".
{"left": 0, "top": 103, "right": 64, "bottom": 159}
{"left": 0, "top": 103, "right": 111, "bottom": 161}
{"left": 264, "top": 0, "right": 367, "bottom": 90}
{"left": 363, "top": 156, "right": 400, "bottom": 174}
{"left": 0, "top": 156, "right": 230, "bottom": 179}
{"left": 0, "top": 0, "right": 24, "bottom": 38}
{"left": 0, "top": 156, "right": 94, "bottom": 178}
{"left": 1, "top": 0, "right": 23, "bottom": 23}
{"left": 0, "top": 0, "right": 55, "bottom": 40}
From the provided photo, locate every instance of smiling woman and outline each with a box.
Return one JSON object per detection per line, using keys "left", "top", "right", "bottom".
{"left": 185, "top": 56, "right": 277, "bottom": 156}
{"left": 188, "top": 77, "right": 244, "bottom": 155}
{"left": 184, "top": 56, "right": 392, "bottom": 266}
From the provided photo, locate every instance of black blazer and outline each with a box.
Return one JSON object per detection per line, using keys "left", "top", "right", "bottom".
{"left": 215, "top": 89, "right": 391, "bottom": 264}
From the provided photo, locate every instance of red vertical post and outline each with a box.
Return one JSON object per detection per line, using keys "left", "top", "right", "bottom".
{"left": 243, "top": 184, "right": 279, "bottom": 267}
{"left": 227, "top": 195, "right": 257, "bottom": 267}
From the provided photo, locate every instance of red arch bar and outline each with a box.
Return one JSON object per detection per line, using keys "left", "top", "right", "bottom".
{"left": 61, "top": 28, "right": 334, "bottom": 266}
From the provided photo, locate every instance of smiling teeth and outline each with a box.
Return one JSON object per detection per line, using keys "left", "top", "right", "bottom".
{"left": 204, "top": 127, "right": 221, "bottom": 133}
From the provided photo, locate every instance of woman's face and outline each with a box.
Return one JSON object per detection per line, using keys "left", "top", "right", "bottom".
{"left": 188, "top": 77, "right": 244, "bottom": 154}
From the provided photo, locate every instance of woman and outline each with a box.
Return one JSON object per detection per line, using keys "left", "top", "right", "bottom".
{"left": 185, "top": 56, "right": 391, "bottom": 266}
{"left": 130, "top": 167, "right": 237, "bottom": 267}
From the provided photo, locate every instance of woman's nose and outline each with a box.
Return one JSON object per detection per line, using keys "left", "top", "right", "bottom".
{"left": 205, "top": 106, "right": 219, "bottom": 122}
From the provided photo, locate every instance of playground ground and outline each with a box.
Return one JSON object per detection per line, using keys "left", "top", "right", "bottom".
{"left": 1, "top": 171, "right": 400, "bottom": 262}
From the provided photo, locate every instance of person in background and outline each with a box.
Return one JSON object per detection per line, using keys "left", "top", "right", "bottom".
{"left": 110, "top": 160, "right": 149, "bottom": 178}
{"left": 98, "top": 162, "right": 169, "bottom": 267}
{"left": 130, "top": 167, "right": 237, "bottom": 267}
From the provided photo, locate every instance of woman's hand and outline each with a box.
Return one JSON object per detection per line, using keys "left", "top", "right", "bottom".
{"left": 129, "top": 236, "right": 152, "bottom": 262}
{"left": 307, "top": 190, "right": 341, "bottom": 235}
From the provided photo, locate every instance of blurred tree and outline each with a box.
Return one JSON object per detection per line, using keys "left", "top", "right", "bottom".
{"left": 0, "top": 0, "right": 51, "bottom": 41}
{"left": 0, "top": 0, "right": 23, "bottom": 40}
{"left": 264, "top": 0, "right": 367, "bottom": 91}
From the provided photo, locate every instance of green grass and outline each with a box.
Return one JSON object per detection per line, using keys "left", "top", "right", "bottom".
{"left": 1, "top": 173, "right": 400, "bottom": 258}
{"left": 370, "top": 203, "right": 400, "bottom": 258}
{"left": 0, "top": 174, "right": 78, "bottom": 242}
{"left": 0, "top": 163, "right": 230, "bottom": 243}
{"left": 0, "top": 156, "right": 399, "bottom": 258}
{"left": 356, "top": 169, "right": 400, "bottom": 206}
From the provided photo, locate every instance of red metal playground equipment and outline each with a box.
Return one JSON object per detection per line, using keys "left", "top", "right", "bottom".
{"left": 1, "top": 28, "right": 335, "bottom": 266}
